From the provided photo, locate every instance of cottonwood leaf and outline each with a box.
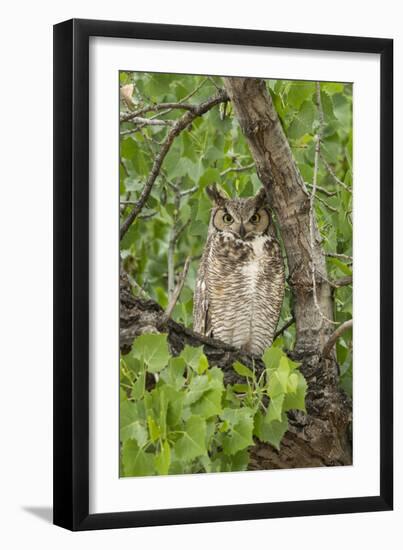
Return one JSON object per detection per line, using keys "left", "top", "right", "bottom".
{"left": 155, "top": 440, "right": 171, "bottom": 475}
{"left": 254, "top": 410, "right": 289, "bottom": 450}
{"left": 287, "top": 82, "right": 315, "bottom": 109}
{"left": 122, "top": 439, "right": 155, "bottom": 477}
{"left": 159, "top": 357, "right": 186, "bottom": 390}
{"left": 174, "top": 415, "right": 207, "bottom": 461}
{"left": 233, "top": 361, "right": 254, "bottom": 379}
{"left": 262, "top": 347, "right": 283, "bottom": 371}
{"left": 132, "top": 333, "right": 170, "bottom": 373}
{"left": 287, "top": 101, "right": 315, "bottom": 139}
{"left": 268, "top": 356, "right": 290, "bottom": 398}
{"left": 221, "top": 408, "right": 254, "bottom": 455}
{"left": 184, "top": 375, "right": 210, "bottom": 405}
{"left": 283, "top": 372, "right": 307, "bottom": 412}
{"left": 267, "top": 393, "right": 285, "bottom": 422}
{"left": 120, "top": 401, "right": 148, "bottom": 446}
{"left": 191, "top": 388, "right": 222, "bottom": 418}
{"left": 180, "top": 345, "right": 206, "bottom": 371}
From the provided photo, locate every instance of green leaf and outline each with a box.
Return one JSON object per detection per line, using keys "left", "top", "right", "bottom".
{"left": 287, "top": 372, "right": 299, "bottom": 393}
{"left": 267, "top": 393, "right": 285, "bottom": 422}
{"left": 283, "top": 371, "right": 307, "bottom": 412}
{"left": 160, "top": 357, "right": 186, "bottom": 390}
{"left": 122, "top": 353, "right": 142, "bottom": 375}
{"left": 211, "top": 449, "right": 249, "bottom": 472}
{"left": 120, "top": 400, "right": 148, "bottom": 446}
{"left": 147, "top": 416, "right": 161, "bottom": 443}
{"left": 184, "top": 375, "right": 210, "bottom": 405}
{"left": 131, "top": 371, "right": 145, "bottom": 400}
{"left": 233, "top": 361, "right": 254, "bottom": 379}
{"left": 198, "top": 353, "right": 209, "bottom": 374}
{"left": 180, "top": 345, "right": 206, "bottom": 371}
{"left": 122, "top": 439, "right": 155, "bottom": 477}
{"left": 191, "top": 388, "right": 222, "bottom": 418}
{"left": 320, "top": 90, "right": 337, "bottom": 122}
{"left": 287, "top": 101, "right": 315, "bottom": 139}
{"left": 199, "top": 168, "right": 221, "bottom": 187}
{"left": 174, "top": 415, "right": 207, "bottom": 461}
{"left": 155, "top": 440, "right": 171, "bottom": 475}
{"left": 221, "top": 408, "right": 254, "bottom": 455}
{"left": 268, "top": 356, "right": 290, "bottom": 398}
{"left": 163, "top": 385, "right": 185, "bottom": 427}
{"left": 132, "top": 333, "right": 170, "bottom": 373}
{"left": 287, "top": 82, "right": 315, "bottom": 109}
{"left": 262, "top": 347, "right": 283, "bottom": 371}
{"left": 254, "top": 410, "right": 289, "bottom": 450}
{"left": 327, "top": 257, "right": 353, "bottom": 276}
{"left": 189, "top": 219, "right": 207, "bottom": 237}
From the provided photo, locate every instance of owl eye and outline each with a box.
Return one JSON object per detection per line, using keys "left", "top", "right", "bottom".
{"left": 223, "top": 213, "right": 233, "bottom": 224}
{"left": 250, "top": 213, "right": 261, "bottom": 224}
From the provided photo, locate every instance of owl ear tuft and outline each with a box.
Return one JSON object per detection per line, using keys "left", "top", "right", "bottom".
{"left": 254, "top": 187, "right": 268, "bottom": 208}
{"left": 206, "top": 184, "right": 226, "bottom": 206}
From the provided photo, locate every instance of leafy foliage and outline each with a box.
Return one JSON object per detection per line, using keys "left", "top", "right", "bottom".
{"left": 120, "top": 335, "right": 307, "bottom": 476}
{"left": 119, "top": 73, "right": 353, "bottom": 474}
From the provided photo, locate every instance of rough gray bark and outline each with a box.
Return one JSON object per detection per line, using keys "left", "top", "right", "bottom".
{"left": 222, "top": 77, "right": 351, "bottom": 468}
{"left": 223, "top": 77, "right": 333, "bottom": 355}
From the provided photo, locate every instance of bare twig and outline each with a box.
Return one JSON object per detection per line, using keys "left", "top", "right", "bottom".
{"left": 120, "top": 117, "right": 174, "bottom": 132}
{"left": 313, "top": 193, "right": 338, "bottom": 212}
{"left": 120, "top": 78, "right": 209, "bottom": 122}
{"left": 120, "top": 90, "right": 228, "bottom": 239}
{"left": 331, "top": 275, "right": 353, "bottom": 288}
{"left": 309, "top": 83, "right": 338, "bottom": 326}
{"left": 325, "top": 252, "right": 353, "bottom": 262}
{"left": 180, "top": 186, "right": 198, "bottom": 197}
{"left": 220, "top": 162, "right": 255, "bottom": 177}
{"left": 322, "top": 319, "right": 353, "bottom": 358}
{"left": 207, "top": 76, "right": 222, "bottom": 91}
{"left": 320, "top": 153, "right": 351, "bottom": 192}
{"left": 175, "top": 219, "right": 191, "bottom": 242}
{"left": 167, "top": 181, "right": 193, "bottom": 299}
{"left": 164, "top": 257, "right": 191, "bottom": 319}
{"left": 305, "top": 182, "right": 337, "bottom": 197}
{"left": 274, "top": 317, "right": 295, "bottom": 340}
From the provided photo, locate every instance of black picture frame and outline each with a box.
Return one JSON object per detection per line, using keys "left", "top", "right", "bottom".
{"left": 53, "top": 18, "right": 393, "bottom": 531}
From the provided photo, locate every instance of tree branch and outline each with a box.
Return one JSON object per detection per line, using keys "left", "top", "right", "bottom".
{"left": 325, "top": 252, "right": 353, "bottom": 262}
{"left": 222, "top": 77, "right": 351, "bottom": 469}
{"left": 120, "top": 90, "right": 228, "bottom": 240}
{"left": 120, "top": 117, "right": 174, "bottom": 131}
{"left": 220, "top": 162, "right": 255, "bottom": 177}
{"left": 223, "top": 77, "right": 335, "bottom": 354}
{"left": 310, "top": 82, "right": 338, "bottom": 326}
{"left": 320, "top": 153, "right": 351, "bottom": 192}
{"left": 274, "top": 317, "right": 295, "bottom": 340}
{"left": 120, "top": 78, "right": 209, "bottom": 122}
{"left": 322, "top": 319, "right": 353, "bottom": 358}
{"left": 164, "top": 256, "right": 191, "bottom": 320}
{"left": 331, "top": 275, "right": 353, "bottom": 288}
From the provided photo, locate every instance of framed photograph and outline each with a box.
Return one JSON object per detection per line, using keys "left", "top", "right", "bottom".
{"left": 53, "top": 19, "right": 393, "bottom": 531}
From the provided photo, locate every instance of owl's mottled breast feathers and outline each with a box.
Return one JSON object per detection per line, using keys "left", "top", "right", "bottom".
{"left": 193, "top": 229, "right": 285, "bottom": 355}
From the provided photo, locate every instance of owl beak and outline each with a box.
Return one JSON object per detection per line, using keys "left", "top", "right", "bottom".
{"left": 239, "top": 224, "right": 246, "bottom": 239}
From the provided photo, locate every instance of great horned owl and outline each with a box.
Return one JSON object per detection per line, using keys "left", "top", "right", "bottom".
{"left": 193, "top": 185, "right": 285, "bottom": 355}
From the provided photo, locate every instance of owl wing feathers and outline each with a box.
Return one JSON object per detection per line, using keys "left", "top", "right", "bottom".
{"left": 193, "top": 244, "right": 212, "bottom": 337}
{"left": 193, "top": 271, "right": 211, "bottom": 336}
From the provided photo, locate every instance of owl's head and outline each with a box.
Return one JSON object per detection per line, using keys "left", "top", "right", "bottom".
{"left": 206, "top": 184, "right": 270, "bottom": 240}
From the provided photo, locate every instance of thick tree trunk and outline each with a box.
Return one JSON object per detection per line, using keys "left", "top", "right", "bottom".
{"left": 222, "top": 77, "right": 351, "bottom": 468}
{"left": 223, "top": 77, "right": 333, "bottom": 355}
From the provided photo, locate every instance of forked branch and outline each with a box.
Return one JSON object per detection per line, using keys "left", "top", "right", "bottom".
{"left": 120, "top": 90, "right": 228, "bottom": 239}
